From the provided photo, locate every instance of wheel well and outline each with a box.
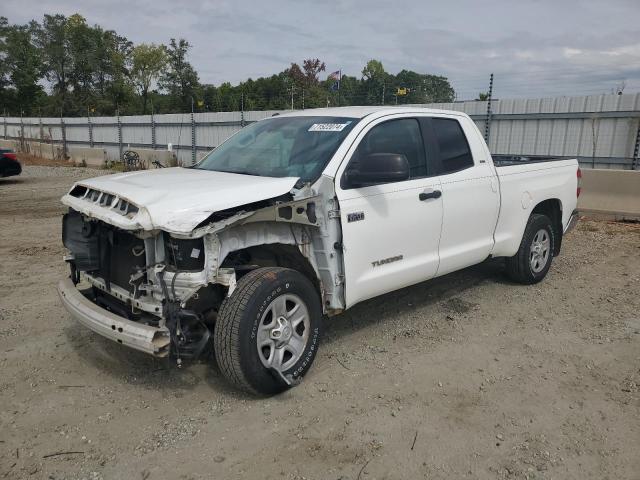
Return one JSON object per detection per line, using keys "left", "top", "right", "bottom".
{"left": 531, "top": 198, "right": 563, "bottom": 255}
{"left": 221, "top": 244, "right": 320, "bottom": 291}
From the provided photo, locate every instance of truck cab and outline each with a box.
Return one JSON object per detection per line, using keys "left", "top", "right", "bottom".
{"left": 58, "top": 106, "right": 580, "bottom": 394}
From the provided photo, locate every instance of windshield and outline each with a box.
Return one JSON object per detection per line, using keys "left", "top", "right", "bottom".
{"left": 194, "top": 116, "right": 358, "bottom": 183}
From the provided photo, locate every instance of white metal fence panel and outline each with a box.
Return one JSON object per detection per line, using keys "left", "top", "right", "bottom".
{"left": 2, "top": 93, "right": 639, "bottom": 169}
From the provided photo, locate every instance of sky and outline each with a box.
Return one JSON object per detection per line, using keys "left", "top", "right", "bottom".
{"left": 2, "top": 0, "right": 640, "bottom": 100}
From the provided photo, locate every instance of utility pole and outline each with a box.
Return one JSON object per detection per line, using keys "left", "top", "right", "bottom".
{"left": 632, "top": 119, "right": 640, "bottom": 170}
{"left": 116, "top": 108, "right": 122, "bottom": 162}
{"left": 87, "top": 106, "right": 94, "bottom": 148}
{"left": 190, "top": 97, "right": 196, "bottom": 165}
{"left": 423, "top": 76, "right": 428, "bottom": 104}
{"left": 381, "top": 83, "right": 385, "bottom": 105}
{"left": 150, "top": 100, "right": 156, "bottom": 150}
{"left": 290, "top": 86, "right": 295, "bottom": 110}
{"left": 38, "top": 107, "right": 43, "bottom": 142}
{"left": 19, "top": 110, "right": 24, "bottom": 151}
{"left": 302, "top": 89, "right": 305, "bottom": 110}
{"left": 484, "top": 73, "right": 494, "bottom": 144}
{"left": 240, "top": 92, "right": 245, "bottom": 127}
{"left": 61, "top": 109, "right": 69, "bottom": 160}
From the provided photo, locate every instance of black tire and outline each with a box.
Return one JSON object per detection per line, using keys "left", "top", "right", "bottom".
{"left": 506, "top": 213, "right": 555, "bottom": 284}
{"left": 214, "top": 267, "right": 322, "bottom": 395}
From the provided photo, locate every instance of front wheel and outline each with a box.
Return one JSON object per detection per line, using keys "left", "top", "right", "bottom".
{"left": 506, "top": 213, "right": 555, "bottom": 284}
{"left": 214, "top": 267, "right": 322, "bottom": 395}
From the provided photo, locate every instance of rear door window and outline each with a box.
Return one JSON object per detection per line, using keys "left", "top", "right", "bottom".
{"left": 431, "top": 118, "right": 474, "bottom": 174}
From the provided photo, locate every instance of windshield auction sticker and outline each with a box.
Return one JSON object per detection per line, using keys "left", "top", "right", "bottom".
{"left": 308, "top": 123, "right": 350, "bottom": 132}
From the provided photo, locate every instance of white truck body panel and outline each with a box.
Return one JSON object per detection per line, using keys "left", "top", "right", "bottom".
{"left": 60, "top": 105, "right": 579, "bottom": 324}
{"left": 491, "top": 159, "right": 578, "bottom": 257}
{"left": 327, "top": 108, "right": 578, "bottom": 307}
{"left": 333, "top": 112, "right": 443, "bottom": 306}
{"left": 62, "top": 167, "right": 299, "bottom": 234}
{"left": 56, "top": 105, "right": 581, "bottom": 394}
{"left": 431, "top": 115, "right": 500, "bottom": 277}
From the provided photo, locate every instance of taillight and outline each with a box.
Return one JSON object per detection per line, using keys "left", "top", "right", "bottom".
{"left": 576, "top": 168, "right": 582, "bottom": 198}
{"left": 4, "top": 152, "right": 17, "bottom": 160}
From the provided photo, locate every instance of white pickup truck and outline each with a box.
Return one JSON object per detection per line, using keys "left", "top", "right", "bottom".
{"left": 58, "top": 106, "right": 580, "bottom": 394}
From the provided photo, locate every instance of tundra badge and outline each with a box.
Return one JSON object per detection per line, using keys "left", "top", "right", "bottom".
{"left": 371, "top": 255, "right": 403, "bottom": 267}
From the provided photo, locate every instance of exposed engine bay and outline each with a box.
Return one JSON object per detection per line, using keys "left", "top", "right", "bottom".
{"left": 60, "top": 175, "right": 345, "bottom": 363}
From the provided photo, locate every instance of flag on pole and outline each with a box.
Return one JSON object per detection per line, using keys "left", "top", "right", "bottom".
{"left": 328, "top": 70, "right": 341, "bottom": 91}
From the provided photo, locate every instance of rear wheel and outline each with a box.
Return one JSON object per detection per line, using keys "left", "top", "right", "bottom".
{"left": 506, "top": 213, "right": 555, "bottom": 284}
{"left": 214, "top": 267, "right": 322, "bottom": 395}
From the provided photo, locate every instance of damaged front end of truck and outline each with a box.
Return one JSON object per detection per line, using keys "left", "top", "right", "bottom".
{"left": 57, "top": 173, "right": 344, "bottom": 364}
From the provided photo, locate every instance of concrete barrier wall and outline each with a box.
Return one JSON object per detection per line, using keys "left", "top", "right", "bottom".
{"left": 0, "top": 139, "right": 18, "bottom": 150}
{"left": 578, "top": 169, "right": 640, "bottom": 220}
{"left": 29, "top": 142, "right": 65, "bottom": 160}
{"left": 67, "top": 147, "right": 107, "bottom": 167}
{"left": 1, "top": 139, "right": 178, "bottom": 168}
{"left": 1, "top": 139, "right": 66, "bottom": 160}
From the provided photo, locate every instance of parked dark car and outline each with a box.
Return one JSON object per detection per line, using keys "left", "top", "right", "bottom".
{"left": 0, "top": 149, "right": 22, "bottom": 178}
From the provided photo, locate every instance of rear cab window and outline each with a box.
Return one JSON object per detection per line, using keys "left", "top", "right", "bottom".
{"left": 430, "top": 118, "right": 474, "bottom": 174}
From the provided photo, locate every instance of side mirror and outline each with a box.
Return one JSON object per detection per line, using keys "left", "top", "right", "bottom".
{"left": 345, "top": 153, "right": 410, "bottom": 188}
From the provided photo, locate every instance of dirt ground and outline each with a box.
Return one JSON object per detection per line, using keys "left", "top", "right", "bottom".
{"left": 1, "top": 166, "right": 639, "bottom": 480}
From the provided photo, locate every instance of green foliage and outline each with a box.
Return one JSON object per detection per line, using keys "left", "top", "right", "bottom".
{"left": 131, "top": 43, "right": 166, "bottom": 114}
{"left": 159, "top": 38, "right": 200, "bottom": 112}
{"left": 2, "top": 20, "right": 44, "bottom": 115}
{"left": 362, "top": 59, "right": 385, "bottom": 81}
{"left": 34, "top": 14, "right": 71, "bottom": 114}
{"left": 0, "top": 17, "right": 14, "bottom": 110}
{"left": 0, "top": 15, "right": 457, "bottom": 116}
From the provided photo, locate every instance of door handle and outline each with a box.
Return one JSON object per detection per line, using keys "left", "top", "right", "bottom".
{"left": 419, "top": 190, "right": 442, "bottom": 201}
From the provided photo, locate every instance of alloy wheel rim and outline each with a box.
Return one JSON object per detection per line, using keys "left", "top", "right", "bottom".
{"left": 530, "top": 228, "right": 550, "bottom": 273}
{"left": 257, "top": 293, "right": 310, "bottom": 373}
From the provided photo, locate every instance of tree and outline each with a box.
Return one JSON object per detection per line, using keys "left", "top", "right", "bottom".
{"left": 362, "top": 59, "right": 385, "bottom": 81}
{"left": 477, "top": 92, "right": 489, "bottom": 101}
{"left": 98, "top": 30, "right": 134, "bottom": 114}
{"left": 300, "top": 58, "right": 326, "bottom": 86}
{"left": 160, "top": 38, "right": 199, "bottom": 112}
{"left": 66, "top": 14, "right": 95, "bottom": 109}
{"left": 361, "top": 59, "right": 387, "bottom": 105}
{"left": 3, "top": 21, "right": 44, "bottom": 115}
{"left": 131, "top": 43, "right": 166, "bottom": 114}
{"left": 328, "top": 74, "right": 359, "bottom": 106}
{"left": 35, "top": 14, "right": 71, "bottom": 114}
{"left": 422, "top": 75, "right": 455, "bottom": 102}
{"left": 286, "top": 62, "right": 305, "bottom": 87}
{"left": 0, "top": 17, "right": 11, "bottom": 110}
{"left": 1, "top": 15, "right": 458, "bottom": 115}
{"left": 284, "top": 58, "right": 327, "bottom": 108}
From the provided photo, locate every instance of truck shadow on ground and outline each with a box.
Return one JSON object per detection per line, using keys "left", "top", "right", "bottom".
{"left": 322, "top": 258, "right": 510, "bottom": 346}
{"left": 63, "top": 319, "right": 244, "bottom": 396}
{"left": 0, "top": 178, "right": 24, "bottom": 185}
{"left": 63, "top": 258, "right": 511, "bottom": 396}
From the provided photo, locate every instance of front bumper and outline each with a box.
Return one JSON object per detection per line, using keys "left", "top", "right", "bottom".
{"left": 564, "top": 209, "right": 579, "bottom": 234}
{"left": 57, "top": 278, "right": 170, "bottom": 357}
